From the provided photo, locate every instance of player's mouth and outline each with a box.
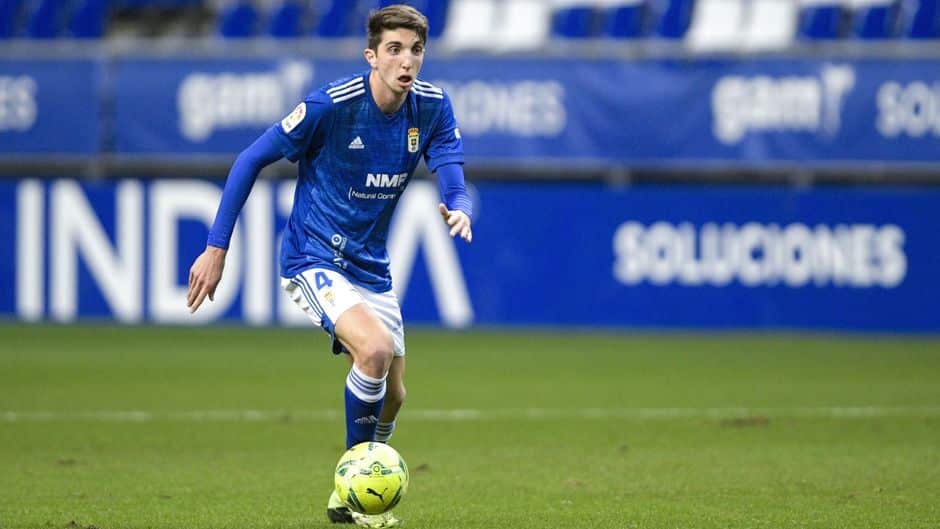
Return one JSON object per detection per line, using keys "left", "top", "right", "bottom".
{"left": 397, "top": 75, "right": 413, "bottom": 87}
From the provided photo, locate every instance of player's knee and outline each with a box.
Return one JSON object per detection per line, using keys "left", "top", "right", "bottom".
{"left": 354, "top": 336, "right": 394, "bottom": 378}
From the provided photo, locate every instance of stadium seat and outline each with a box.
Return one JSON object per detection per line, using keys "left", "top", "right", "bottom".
{"left": 0, "top": 0, "right": 23, "bottom": 38}
{"left": 218, "top": 1, "right": 259, "bottom": 38}
{"left": 685, "top": 0, "right": 744, "bottom": 51}
{"left": 852, "top": 0, "right": 901, "bottom": 39}
{"left": 603, "top": 1, "right": 650, "bottom": 39}
{"left": 495, "top": 0, "right": 551, "bottom": 50}
{"left": 797, "top": 1, "right": 847, "bottom": 39}
{"left": 68, "top": 0, "right": 108, "bottom": 38}
{"left": 551, "top": 4, "right": 598, "bottom": 38}
{"left": 24, "top": 0, "right": 66, "bottom": 38}
{"left": 110, "top": 0, "right": 202, "bottom": 7}
{"left": 741, "top": 0, "right": 798, "bottom": 50}
{"left": 424, "top": 0, "right": 450, "bottom": 38}
{"left": 313, "top": 0, "right": 383, "bottom": 37}
{"left": 905, "top": 0, "right": 939, "bottom": 38}
{"left": 651, "top": 0, "right": 694, "bottom": 38}
{"left": 441, "top": 0, "right": 496, "bottom": 50}
{"left": 314, "top": 0, "right": 356, "bottom": 37}
{"left": 268, "top": 1, "right": 305, "bottom": 38}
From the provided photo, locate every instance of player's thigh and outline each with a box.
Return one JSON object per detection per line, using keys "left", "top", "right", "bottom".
{"left": 282, "top": 268, "right": 384, "bottom": 358}
{"left": 334, "top": 303, "right": 395, "bottom": 361}
{"left": 357, "top": 288, "right": 406, "bottom": 358}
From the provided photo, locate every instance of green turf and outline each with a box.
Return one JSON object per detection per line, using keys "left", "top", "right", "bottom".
{"left": 1, "top": 325, "right": 938, "bottom": 529}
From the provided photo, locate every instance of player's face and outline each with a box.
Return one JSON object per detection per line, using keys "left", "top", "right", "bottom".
{"left": 365, "top": 28, "right": 425, "bottom": 97}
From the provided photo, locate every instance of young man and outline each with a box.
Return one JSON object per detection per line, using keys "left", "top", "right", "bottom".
{"left": 186, "top": 5, "right": 472, "bottom": 528}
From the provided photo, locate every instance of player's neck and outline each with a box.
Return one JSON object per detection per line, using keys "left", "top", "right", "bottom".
{"left": 369, "top": 71, "right": 407, "bottom": 115}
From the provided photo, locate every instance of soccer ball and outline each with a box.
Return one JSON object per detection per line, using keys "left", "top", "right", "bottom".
{"left": 334, "top": 442, "right": 409, "bottom": 515}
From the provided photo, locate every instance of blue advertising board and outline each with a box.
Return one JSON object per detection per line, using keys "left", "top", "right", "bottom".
{"left": 1, "top": 177, "right": 936, "bottom": 332}
{"left": 3, "top": 54, "right": 938, "bottom": 168}
{"left": 0, "top": 59, "right": 102, "bottom": 154}
{"left": 114, "top": 58, "right": 317, "bottom": 154}
{"left": 107, "top": 56, "right": 940, "bottom": 167}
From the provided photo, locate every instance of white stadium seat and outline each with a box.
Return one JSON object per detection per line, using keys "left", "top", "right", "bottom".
{"left": 685, "top": 0, "right": 746, "bottom": 52}
{"left": 442, "top": 0, "right": 498, "bottom": 51}
{"left": 495, "top": 0, "right": 553, "bottom": 51}
{"left": 741, "top": 0, "right": 799, "bottom": 51}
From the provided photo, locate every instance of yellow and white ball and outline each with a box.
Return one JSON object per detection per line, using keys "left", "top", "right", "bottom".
{"left": 334, "top": 442, "right": 409, "bottom": 515}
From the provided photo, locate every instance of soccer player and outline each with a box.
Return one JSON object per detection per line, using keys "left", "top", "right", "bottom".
{"left": 185, "top": 5, "right": 472, "bottom": 527}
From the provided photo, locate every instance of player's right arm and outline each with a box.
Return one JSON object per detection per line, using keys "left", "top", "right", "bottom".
{"left": 187, "top": 129, "right": 284, "bottom": 313}
{"left": 187, "top": 95, "right": 332, "bottom": 313}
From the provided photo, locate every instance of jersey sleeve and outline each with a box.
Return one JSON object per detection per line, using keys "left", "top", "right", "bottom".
{"left": 271, "top": 91, "right": 332, "bottom": 162}
{"left": 424, "top": 92, "right": 465, "bottom": 173}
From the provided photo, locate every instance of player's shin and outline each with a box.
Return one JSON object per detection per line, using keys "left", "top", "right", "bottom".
{"left": 344, "top": 365, "right": 387, "bottom": 448}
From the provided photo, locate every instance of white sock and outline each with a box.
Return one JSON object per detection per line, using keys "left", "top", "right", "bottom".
{"left": 374, "top": 420, "right": 396, "bottom": 442}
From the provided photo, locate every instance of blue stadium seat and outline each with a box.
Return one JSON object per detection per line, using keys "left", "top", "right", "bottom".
{"left": 551, "top": 6, "right": 598, "bottom": 38}
{"left": 603, "top": 3, "right": 649, "bottom": 38}
{"left": 24, "top": 0, "right": 66, "bottom": 38}
{"left": 797, "top": 4, "right": 846, "bottom": 39}
{"left": 905, "top": 0, "right": 939, "bottom": 38}
{"left": 650, "top": 0, "right": 693, "bottom": 38}
{"left": 68, "top": 0, "right": 108, "bottom": 38}
{"left": 268, "top": 1, "right": 305, "bottom": 38}
{"left": 0, "top": 0, "right": 24, "bottom": 38}
{"left": 314, "top": 0, "right": 380, "bottom": 37}
{"left": 218, "top": 1, "right": 259, "bottom": 38}
{"left": 423, "top": 0, "right": 449, "bottom": 38}
{"left": 853, "top": 1, "right": 901, "bottom": 39}
{"left": 110, "top": 0, "right": 202, "bottom": 7}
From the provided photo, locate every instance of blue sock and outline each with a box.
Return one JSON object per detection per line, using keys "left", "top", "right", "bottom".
{"left": 344, "top": 365, "right": 386, "bottom": 449}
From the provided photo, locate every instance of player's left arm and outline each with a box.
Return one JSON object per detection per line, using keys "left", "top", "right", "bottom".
{"left": 426, "top": 92, "right": 472, "bottom": 243}
{"left": 435, "top": 163, "right": 472, "bottom": 243}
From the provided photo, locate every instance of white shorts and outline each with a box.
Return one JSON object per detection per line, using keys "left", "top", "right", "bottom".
{"left": 281, "top": 268, "right": 406, "bottom": 357}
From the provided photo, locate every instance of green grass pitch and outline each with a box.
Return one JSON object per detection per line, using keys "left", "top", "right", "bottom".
{"left": 1, "top": 325, "right": 938, "bottom": 529}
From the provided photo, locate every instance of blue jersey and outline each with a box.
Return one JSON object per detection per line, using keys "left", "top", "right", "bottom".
{"left": 272, "top": 71, "right": 464, "bottom": 292}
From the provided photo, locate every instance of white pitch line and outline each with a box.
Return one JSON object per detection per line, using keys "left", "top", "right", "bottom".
{"left": 2, "top": 406, "right": 940, "bottom": 423}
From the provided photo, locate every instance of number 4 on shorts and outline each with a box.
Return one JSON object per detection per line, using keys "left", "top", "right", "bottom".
{"left": 315, "top": 271, "right": 333, "bottom": 290}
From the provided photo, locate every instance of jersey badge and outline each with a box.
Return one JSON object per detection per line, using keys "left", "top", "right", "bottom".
{"left": 348, "top": 136, "right": 365, "bottom": 149}
{"left": 281, "top": 103, "right": 305, "bottom": 133}
{"left": 407, "top": 128, "right": 420, "bottom": 153}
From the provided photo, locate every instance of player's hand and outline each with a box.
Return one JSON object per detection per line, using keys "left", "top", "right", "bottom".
{"left": 187, "top": 246, "right": 227, "bottom": 313}
{"left": 438, "top": 203, "right": 472, "bottom": 243}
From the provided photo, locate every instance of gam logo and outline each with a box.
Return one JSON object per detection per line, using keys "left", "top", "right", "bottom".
{"left": 711, "top": 64, "right": 855, "bottom": 145}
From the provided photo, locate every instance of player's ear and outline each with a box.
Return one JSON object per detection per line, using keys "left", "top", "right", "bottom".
{"left": 364, "top": 48, "right": 377, "bottom": 68}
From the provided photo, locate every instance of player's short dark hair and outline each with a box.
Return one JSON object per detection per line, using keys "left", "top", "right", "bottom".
{"left": 367, "top": 4, "right": 429, "bottom": 51}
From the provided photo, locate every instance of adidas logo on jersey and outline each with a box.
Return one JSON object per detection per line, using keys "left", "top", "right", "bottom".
{"left": 348, "top": 136, "right": 365, "bottom": 149}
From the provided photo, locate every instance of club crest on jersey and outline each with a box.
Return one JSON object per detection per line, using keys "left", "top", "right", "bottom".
{"left": 407, "top": 127, "right": 419, "bottom": 153}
